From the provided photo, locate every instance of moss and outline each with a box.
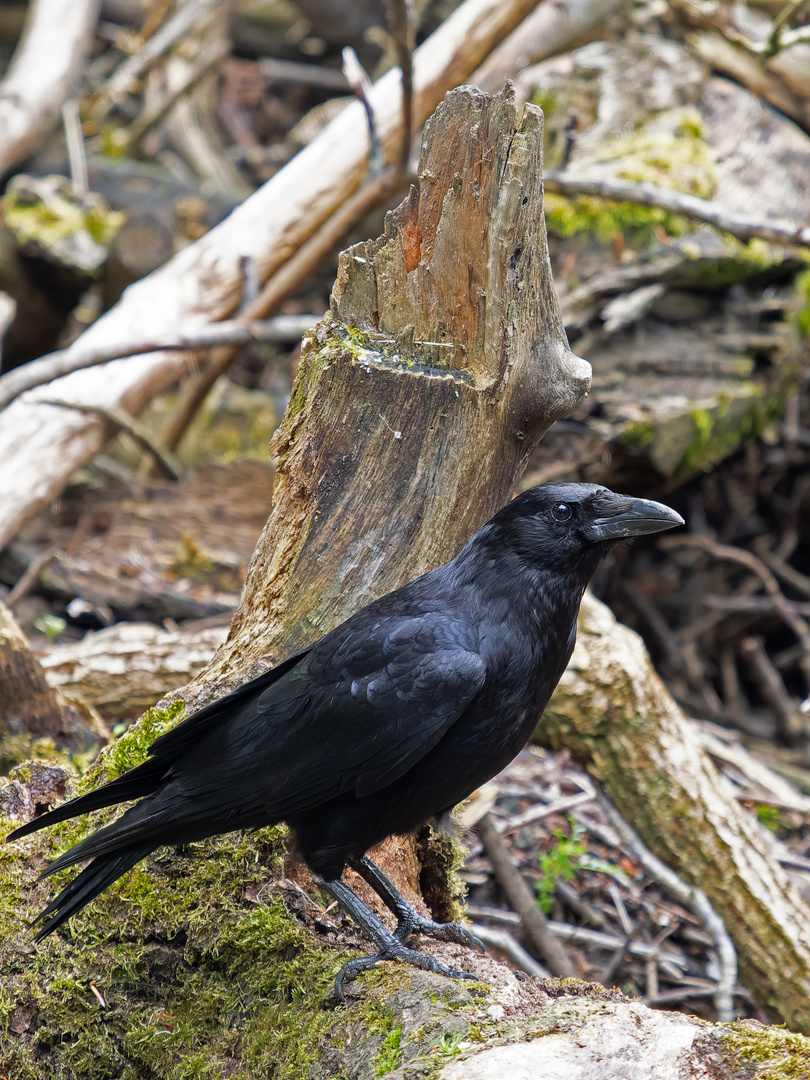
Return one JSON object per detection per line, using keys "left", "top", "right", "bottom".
{"left": 796, "top": 268, "right": 810, "bottom": 339}
{"left": 677, "top": 382, "right": 788, "bottom": 476}
{"left": 1, "top": 701, "right": 481, "bottom": 1079}
{"left": 544, "top": 108, "right": 715, "bottom": 245}
{"left": 723, "top": 1020, "right": 810, "bottom": 1078}
{"left": 4, "top": 177, "right": 125, "bottom": 254}
{"left": 619, "top": 419, "right": 655, "bottom": 451}
{"left": 374, "top": 1026, "right": 403, "bottom": 1076}
{"left": 0, "top": 734, "right": 67, "bottom": 776}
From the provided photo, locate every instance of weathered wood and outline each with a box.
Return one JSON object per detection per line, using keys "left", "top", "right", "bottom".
{"left": 202, "top": 85, "right": 590, "bottom": 685}
{"left": 541, "top": 591, "right": 810, "bottom": 1031}
{"left": 0, "top": 599, "right": 105, "bottom": 756}
{"left": 40, "top": 621, "right": 228, "bottom": 722}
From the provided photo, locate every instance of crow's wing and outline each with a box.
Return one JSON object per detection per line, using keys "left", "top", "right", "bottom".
{"left": 166, "top": 611, "right": 487, "bottom": 818}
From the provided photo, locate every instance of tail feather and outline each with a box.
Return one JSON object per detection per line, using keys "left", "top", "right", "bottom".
{"left": 7, "top": 756, "right": 170, "bottom": 842}
{"left": 7, "top": 647, "right": 311, "bottom": 844}
{"left": 33, "top": 842, "right": 155, "bottom": 941}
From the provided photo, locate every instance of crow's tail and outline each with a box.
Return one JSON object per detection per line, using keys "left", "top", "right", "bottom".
{"left": 32, "top": 841, "right": 156, "bottom": 941}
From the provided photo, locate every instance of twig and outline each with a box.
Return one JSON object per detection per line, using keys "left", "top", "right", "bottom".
{"left": 739, "top": 636, "right": 804, "bottom": 740}
{"left": 544, "top": 172, "right": 810, "bottom": 248}
{"left": 342, "top": 48, "right": 381, "bottom": 177}
{"left": 764, "top": 1, "right": 809, "bottom": 57}
{"left": 91, "top": 0, "right": 221, "bottom": 120}
{"left": 61, "top": 98, "right": 88, "bottom": 195}
{"left": 387, "top": 0, "right": 414, "bottom": 176}
{"left": 661, "top": 534, "right": 810, "bottom": 698}
{"left": 258, "top": 58, "right": 349, "bottom": 91}
{"left": 704, "top": 594, "right": 810, "bottom": 617}
{"left": 478, "top": 813, "right": 577, "bottom": 977}
{"left": 467, "top": 905, "right": 688, "bottom": 967}
{"left": 496, "top": 788, "right": 595, "bottom": 834}
{"left": 471, "top": 923, "right": 551, "bottom": 978}
{"left": 38, "top": 399, "right": 182, "bottom": 481}
{"left": 123, "top": 35, "right": 230, "bottom": 148}
{"left": 5, "top": 548, "right": 61, "bottom": 609}
{"left": 753, "top": 542, "right": 810, "bottom": 601}
{"left": 596, "top": 791, "right": 738, "bottom": 1023}
{"left": 0, "top": 318, "right": 321, "bottom": 412}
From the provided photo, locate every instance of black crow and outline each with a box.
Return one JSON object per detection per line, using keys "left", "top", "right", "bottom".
{"left": 7, "top": 482, "right": 683, "bottom": 997}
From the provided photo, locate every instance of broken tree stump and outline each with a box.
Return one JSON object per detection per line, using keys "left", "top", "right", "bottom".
{"left": 203, "top": 84, "right": 590, "bottom": 687}
{"left": 177, "top": 82, "right": 590, "bottom": 922}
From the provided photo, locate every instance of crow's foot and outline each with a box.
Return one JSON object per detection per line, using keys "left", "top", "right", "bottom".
{"left": 393, "top": 910, "right": 484, "bottom": 951}
{"left": 350, "top": 855, "right": 485, "bottom": 952}
{"left": 332, "top": 942, "right": 477, "bottom": 1003}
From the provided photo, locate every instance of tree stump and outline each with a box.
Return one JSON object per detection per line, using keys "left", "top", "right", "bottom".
{"left": 206, "top": 84, "right": 590, "bottom": 686}
{"left": 184, "top": 83, "right": 590, "bottom": 911}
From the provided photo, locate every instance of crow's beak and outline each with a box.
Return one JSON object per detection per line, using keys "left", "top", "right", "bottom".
{"left": 583, "top": 497, "right": 684, "bottom": 542}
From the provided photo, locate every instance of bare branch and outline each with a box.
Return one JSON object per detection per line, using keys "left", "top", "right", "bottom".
{"left": 596, "top": 792, "right": 738, "bottom": 1023}
{"left": 478, "top": 813, "right": 577, "bottom": 978}
{"left": 544, "top": 172, "right": 810, "bottom": 248}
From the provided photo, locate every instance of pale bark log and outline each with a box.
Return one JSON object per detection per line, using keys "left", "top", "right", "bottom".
{"left": 472, "top": 0, "right": 620, "bottom": 93}
{"left": 0, "top": 0, "right": 100, "bottom": 176}
{"left": 39, "top": 622, "right": 228, "bottom": 722}
{"left": 436, "top": 998, "right": 810, "bottom": 1079}
{"left": 540, "top": 591, "right": 810, "bottom": 1030}
{"left": 0, "top": 0, "right": 540, "bottom": 552}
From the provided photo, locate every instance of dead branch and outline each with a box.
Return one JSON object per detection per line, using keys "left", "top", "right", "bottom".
{"left": 478, "top": 813, "right": 577, "bottom": 977}
{"left": 472, "top": 0, "right": 620, "bottom": 92}
{"left": 596, "top": 791, "right": 738, "bottom": 1023}
{"left": 89, "top": 0, "right": 221, "bottom": 121}
{"left": 0, "top": 317, "right": 319, "bottom": 412}
{"left": 544, "top": 172, "right": 810, "bottom": 247}
{"left": 0, "top": 0, "right": 100, "bottom": 177}
{"left": 540, "top": 591, "right": 810, "bottom": 1028}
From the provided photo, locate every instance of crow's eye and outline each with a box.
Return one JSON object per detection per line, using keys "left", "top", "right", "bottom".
{"left": 551, "top": 503, "right": 572, "bottom": 522}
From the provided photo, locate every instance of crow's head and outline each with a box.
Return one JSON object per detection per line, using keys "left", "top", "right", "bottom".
{"left": 485, "top": 482, "right": 683, "bottom": 578}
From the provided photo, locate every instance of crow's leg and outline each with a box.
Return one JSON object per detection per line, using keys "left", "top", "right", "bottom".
{"left": 351, "top": 855, "right": 485, "bottom": 952}
{"left": 318, "top": 876, "right": 478, "bottom": 1002}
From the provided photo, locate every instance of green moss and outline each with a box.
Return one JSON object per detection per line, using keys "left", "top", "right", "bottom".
{"left": 4, "top": 179, "right": 125, "bottom": 253}
{"left": 544, "top": 108, "right": 715, "bottom": 244}
{"left": 0, "top": 734, "right": 67, "bottom": 776}
{"left": 2, "top": 699, "right": 478, "bottom": 1078}
{"left": 796, "top": 268, "right": 810, "bottom": 339}
{"left": 677, "top": 385, "right": 783, "bottom": 476}
{"left": 619, "top": 419, "right": 655, "bottom": 450}
{"left": 374, "top": 1027, "right": 403, "bottom": 1076}
{"left": 723, "top": 1020, "right": 810, "bottom": 1078}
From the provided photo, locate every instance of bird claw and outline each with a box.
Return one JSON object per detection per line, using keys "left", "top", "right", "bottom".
{"left": 331, "top": 942, "right": 478, "bottom": 1003}
{"left": 395, "top": 915, "right": 485, "bottom": 953}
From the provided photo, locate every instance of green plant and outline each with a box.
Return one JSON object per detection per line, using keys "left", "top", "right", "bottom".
{"left": 536, "top": 818, "right": 622, "bottom": 913}
{"left": 34, "top": 614, "right": 66, "bottom": 645}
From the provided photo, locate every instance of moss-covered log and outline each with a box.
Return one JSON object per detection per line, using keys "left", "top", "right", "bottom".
{"left": 540, "top": 591, "right": 810, "bottom": 1031}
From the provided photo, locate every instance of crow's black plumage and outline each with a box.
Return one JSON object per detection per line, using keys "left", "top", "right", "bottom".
{"left": 7, "top": 482, "right": 683, "bottom": 996}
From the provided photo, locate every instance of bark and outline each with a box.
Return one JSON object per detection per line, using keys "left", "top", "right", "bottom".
{"left": 0, "top": 0, "right": 100, "bottom": 176}
{"left": 198, "top": 85, "right": 589, "bottom": 687}
{"left": 539, "top": 590, "right": 810, "bottom": 1031}
{"left": 0, "top": 599, "right": 106, "bottom": 757}
{"left": 0, "top": 0, "right": 541, "bottom": 552}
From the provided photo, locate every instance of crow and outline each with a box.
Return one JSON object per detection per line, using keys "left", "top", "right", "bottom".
{"left": 7, "top": 482, "right": 683, "bottom": 997}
